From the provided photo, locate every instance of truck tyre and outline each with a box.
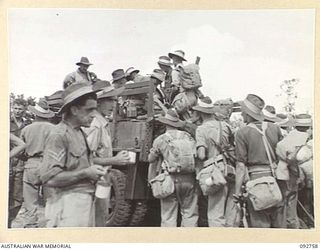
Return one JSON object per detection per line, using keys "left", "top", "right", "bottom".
{"left": 129, "top": 200, "right": 148, "bottom": 226}
{"left": 105, "top": 169, "right": 132, "bottom": 226}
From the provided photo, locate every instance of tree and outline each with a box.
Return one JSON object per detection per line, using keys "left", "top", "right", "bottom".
{"left": 279, "top": 78, "right": 299, "bottom": 116}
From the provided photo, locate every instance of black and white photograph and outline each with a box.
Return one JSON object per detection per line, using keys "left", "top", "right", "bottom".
{"left": 7, "top": 8, "right": 315, "bottom": 231}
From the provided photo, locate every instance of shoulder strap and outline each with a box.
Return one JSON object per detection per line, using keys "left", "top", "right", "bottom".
{"left": 218, "top": 121, "right": 222, "bottom": 146}
{"left": 80, "top": 128, "right": 92, "bottom": 160}
{"left": 261, "top": 122, "right": 277, "bottom": 160}
{"left": 247, "top": 122, "right": 276, "bottom": 176}
{"left": 209, "top": 121, "right": 223, "bottom": 154}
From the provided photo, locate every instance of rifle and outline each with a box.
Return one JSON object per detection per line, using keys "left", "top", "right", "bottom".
{"left": 298, "top": 200, "right": 314, "bottom": 226}
{"left": 195, "top": 56, "right": 201, "bottom": 65}
{"left": 193, "top": 56, "right": 204, "bottom": 99}
{"left": 233, "top": 185, "right": 250, "bottom": 228}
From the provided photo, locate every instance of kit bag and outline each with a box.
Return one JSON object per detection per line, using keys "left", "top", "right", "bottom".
{"left": 163, "top": 132, "right": 195, "bottom": 173}
{"left": 245, "top": 176, "right": 282, "bottom": 211}
{"left": 196, "top": 162, "right": 227, "bottom": 196}
{"left": 149, "top": 172, "right": 175, "bottom": 199}
{"left": 179, "top": 64, "right": 202, "bottom": 90}
{"left": 246, "top": 123, "right": 283, "bottom": 211}
{"left": 197, "top": 121, "right": 234, "bottom": 196}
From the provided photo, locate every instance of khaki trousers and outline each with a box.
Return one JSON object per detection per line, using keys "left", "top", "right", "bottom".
{"left": 207, "top": 185, "right": 228, "bottom": 227}
{"left": 45, "top": 192, "right": 95, "bottom": 227}
{"left": 224, "top": 182, "right": 239, "bottom": 227}
{"left": 286, "top": 190, "right": 299, "bottom": 228}
{"left": 160, "top": 173, "right": 198, "bottom": 227}
{"left": 247, "top": 180, "right": 287, "bottom": 228}
{"left": 19, "top": 158, "right": 42, "bottom": 227}
{"left": 8, "top": 160, "right": 24, "bottom": 227}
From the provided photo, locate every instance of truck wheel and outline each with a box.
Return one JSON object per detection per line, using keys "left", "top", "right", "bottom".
{"left": 105, "top": 169, "right": 132, "bottom": 226}
{"left": 129, "top": 200, "right": 148, "bottom": 226}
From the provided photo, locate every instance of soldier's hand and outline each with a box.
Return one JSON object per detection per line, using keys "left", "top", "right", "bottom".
{"left": 233, "top": 193, "right": 242, "bottom": 204}
{"left": 113, "top": 151, "right": 131, "bottom": 165}
{"left": 85, "top": 165, "right": 106, "bottom": 181}
{"left": 90, "top": 72, "right": 97, "bottom": 80}
{"left": 171, "top": 85, "right": 179, "bottom": 93}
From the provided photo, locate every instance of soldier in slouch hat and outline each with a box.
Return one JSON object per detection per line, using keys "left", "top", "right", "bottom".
{"left": 40, "top": 83, "right": 106, "bottom": 227}
{"left": 234, "top": 94, "right": 286, "bottom": 228}
{"left": 63, "top": 57, "right": 99, "bottom": 89}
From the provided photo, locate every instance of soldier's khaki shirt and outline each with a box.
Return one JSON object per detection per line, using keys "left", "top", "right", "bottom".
{"left": 20, "top": 121, "right": 55, "bottom": 157}
{"left": 195, "top": 119, "right": 232, "bottom": 159}
{"left": 235, "top": 122, "right": 282, "bottom": 166}
{"left": 40, "top": 120, "right": 95, "bottom": 194}
{"left": 171, "top": 63, "right": 183, "bottom": 87}
{"left": 10, "top": 116, "right": 28, "bottom": 137}
{"left": 150, "top": 130, "right": 196, "bottom": 163}
{"left": 63, "top": 69, "right": 93, "bottom": 88}
{"left": 83, "top": 112, "right": 113, "bottom": 167}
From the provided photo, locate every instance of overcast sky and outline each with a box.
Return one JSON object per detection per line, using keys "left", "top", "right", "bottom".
{"left": 8, "top": 9, "right": 315, "bottom": 114}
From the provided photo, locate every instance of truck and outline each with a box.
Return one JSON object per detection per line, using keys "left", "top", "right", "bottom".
{"left": 45, "top": 82, "right": 242, "bottom": 227}
{"left": 45, "top": 80, "right": 163, "bottom": 227}
{"left": 96, "top": 80, "right": 161, "bottom": 226}
{"left": 46, "top": 81, "right": 314, "bottom": 229}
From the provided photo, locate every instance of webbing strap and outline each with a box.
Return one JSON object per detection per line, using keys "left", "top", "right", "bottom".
{"left": 247, "top": 122, "right": 276, "bottom": 177}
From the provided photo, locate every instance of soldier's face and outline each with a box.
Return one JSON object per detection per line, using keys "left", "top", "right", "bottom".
{"left": 98, "top": 99, "right": 114, "bottom": 117}
{"left": 241, "top": 111, "right": 248, "bottom": 124}
{"left": 113, "top": 78, "right": 126, "bottom": 89}
{"left": 127, "top": 74, "right": 134, "bottom": 81}
{"left": 73, "top": 99, "right": 97, "bottom": 127}
{"left": 13, "top": 104, "right": 25, "bottom": 118}
{"left": 172, "top": 56, "right": 182, "bottom": 66}
{"left": 79, "top": 64, "right": 89, "bottom": 73}
{"left": 159, "top": 64, "right": 170, "bottom": 73}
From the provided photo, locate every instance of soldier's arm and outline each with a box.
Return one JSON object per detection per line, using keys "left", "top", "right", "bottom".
{"left": 171, "top": 69, "right": 180, "bottom": 87}
{"left": 93, "top": 151, "right": 130, "bottom": 166}
{"left": 41, "top": 133, "right": 105, "bottom": 187}
{"left": 46, "top": 165, "right": 105, "bottom": 188}
{"left": 235, "top": 162, "right": 246, "bottom": 195}
{"left": 63, "top": 73, "right": 75, "bottom": 89}
{"left": 234, "top": 129, "right": 248, "bottom": 195}
{"left": 153, "top": 95, "right": 168, "bottom": 113}
{"left": 172, "top": 94, "right": 189, "bottom": 115}
{"left": 85, "top": 125, "right": 100, "bottom": 152}
{"left": 197, "top": 147, "right": 206, "bottom": 161}
{"left": 195, "top": 127, "right": 207, "bottom": 161}
{"left": 148, "top": 137, "right": 162, "bottom": 163}
{"left": 9, "top": 133, "right": 26, "bottom": 159}
{"left": 148, "top": 138, "right": 164, "bottom": 181}
{"left": 148, "top": 149, "right": 159, "bottom": 163}
{"left": 89, "top": 71, "right": 98, "bottom": 81}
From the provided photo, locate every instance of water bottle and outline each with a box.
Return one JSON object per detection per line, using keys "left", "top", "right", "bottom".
{"left": 95, "top": 177, "right": 111, "bottom": 199}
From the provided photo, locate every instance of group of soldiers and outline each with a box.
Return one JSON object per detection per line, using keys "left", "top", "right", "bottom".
{"left": 9, "top": 50, "right": 314, "bottom": 228}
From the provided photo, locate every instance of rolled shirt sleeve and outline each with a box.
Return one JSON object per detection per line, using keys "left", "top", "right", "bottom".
{"left": 172, "top": 93, "right": 191, "bottom": 115}
{"left": 149, "top": 136, "right": 164, "bottom": 161}
{"left": 235, "top": 129, "right": 248, "bottom": 164}
{"left": 63, "top": 72, "right": 76, "bottom": 87}
{"left": 84, "top": 126, "right": 100, "bottom": 153}
{"left": 195, "top": 126, "right": 207, "bottom": 150}
{"left": 171, "top": 69, "right": 181, "bottom": 87}
{"left": 40, "top": 133, "right": 67, "bottom": 184}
